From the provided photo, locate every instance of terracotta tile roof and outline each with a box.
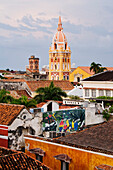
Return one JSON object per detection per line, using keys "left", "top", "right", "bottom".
{"left": 76, "top": 66, "right": 113, "bottom": 76}
{"left": 79, "top": 66, "right": 94, "bottom": 75}
{"left": 0, "top": 79, "right": 25, "bottom": 82}
{"left": 4, "top": 76, "right": 14, "bottom": 79}
{"left": 83, "top": 70, "right": 113, "bottom": 81}
{"left": 37, "top": 102, "right": 46, "bottom": 108}
{"left": 9, "top": 90, "right": 32, "bottom": 99}
{"left": 55, "top": 121, "right": 113, "bottom": 155}
{"left": 95, "top": 164, "right": 113, "bottom": 170}
{"left": 16, "top": 90, "right": 32, "bottom": 98}
{"left": 0, "top": 103, "right": 25, "bottom": 125}
{"left": 26, "top": 80, "right": 74, "bottom": 91}
{"left": 59, "top": 105, "right": 76, "bottom": 109}
{"left": 0, "top": 147, "right": 50, "bottom": 170}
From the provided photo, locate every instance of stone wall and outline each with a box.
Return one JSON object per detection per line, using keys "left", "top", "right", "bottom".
{"left": 8, "top": 109, "right": 43, "bottom": 150}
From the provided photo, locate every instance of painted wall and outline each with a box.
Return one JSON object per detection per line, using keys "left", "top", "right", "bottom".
{"left": 0, "top": 125, "right": 8, "bottom": 148}
{"left": 25, "top": 137, "right": 113, "bottom": 170}
{"left": 70, "top": 67, "right": 92, "bottom": 82}
{"left": 43, "top": 109, "right": 85, "bottom": 132}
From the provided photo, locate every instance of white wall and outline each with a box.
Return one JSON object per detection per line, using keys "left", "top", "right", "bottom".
{"left": 82, "top": 81, "right": 113, "bottom": 99}
{"left": 85, "top": 103, "right": 105, "bottom": 126}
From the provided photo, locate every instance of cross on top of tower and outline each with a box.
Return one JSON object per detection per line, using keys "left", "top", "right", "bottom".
{"left": 57, "top": 16, "right": 63, "bottom": 31}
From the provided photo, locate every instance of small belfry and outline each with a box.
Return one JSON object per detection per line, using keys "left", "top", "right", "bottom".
{"left": 49, "top": 16, "right": 71, "bottom": 80}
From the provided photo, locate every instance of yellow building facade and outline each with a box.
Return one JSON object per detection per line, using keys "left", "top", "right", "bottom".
{"left": 69, "top": 66, "right": 94, "bottom": 82}
{"left": 49, "top": 16, "right": 71, "bottom": 80}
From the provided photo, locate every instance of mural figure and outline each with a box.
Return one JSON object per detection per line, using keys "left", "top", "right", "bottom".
{"left": 43, "top": 109, "right": 85, "bottom": 132}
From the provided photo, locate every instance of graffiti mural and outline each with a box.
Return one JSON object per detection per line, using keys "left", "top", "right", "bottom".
{"left": 43, "top": 109, "right": 85, "bottom": 132}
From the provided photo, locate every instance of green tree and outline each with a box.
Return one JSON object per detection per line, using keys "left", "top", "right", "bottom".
{"left": 102, "top": 109, "right": 110, "bottom": 121}
{"left": 98, "top": 67, "right": 107, "bottom": 73}
{"left": 0, "top": 89, "right": 13, "bottom": 103}
{"left": 90, "top": 62, "right": 107, "bottom": 74}
{"left": 34, "top": 81, "right": 67, "bottom": 103}
{"left": 11, "top": 95, "right": 37, "bottom": 108}
{"left": 90, "top": 62, "right": 102, "bottom": 74}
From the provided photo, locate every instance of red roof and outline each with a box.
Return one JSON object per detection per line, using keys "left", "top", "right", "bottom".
{"left": 26, "top": 80, "right": 74, "bottom": 91}
{"left": 36, "top": 102, "right": 46, "bottom": 108}
{"left": 0, "top": 147, "right": 50, "bottom": 170}
{"left": 0, "top": 103, "right": 25, "bottom": 125}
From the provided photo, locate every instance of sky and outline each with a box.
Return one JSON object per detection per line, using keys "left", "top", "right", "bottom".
{"left": 0, "top": 0, "right": 113, "bottom": 71}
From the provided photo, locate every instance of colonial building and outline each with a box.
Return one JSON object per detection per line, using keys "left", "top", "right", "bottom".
{"left": 25, "top": 121, "right": 113, "bottom": 170}
{"left": 49, "top": 16, "right": 71, "bottom": 80}
{"left": 70, "top": 66, "right": 113, "bottom": 83}
{"left": 82, "top": 70, "right": 113, "bottom": 99}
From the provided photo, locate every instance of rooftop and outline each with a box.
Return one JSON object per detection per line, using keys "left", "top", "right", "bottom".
{"left": 83, "top": 70, "right": 113, "bottom": 81}
{"left": 0, "top": 147, "right": 50, "bottom": 170}
{"left": 26, "top": 80, "right": 74, "bottom": 91}
{"left": 55, "top": 120, "right": 113, "bottom": 155}
{"left": 0, "top": 103, "right": 25, "bottom": 125}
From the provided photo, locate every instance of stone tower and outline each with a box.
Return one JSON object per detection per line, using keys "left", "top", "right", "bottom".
{"left": 29, "top": 55, "right": 39, "bottom": 73}
{"left": 49, "top": 16, "right": 71, "bottom": 80}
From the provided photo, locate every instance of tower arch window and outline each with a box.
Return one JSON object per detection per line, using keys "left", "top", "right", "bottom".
{"left": 51, "top": 63, "right": 53, "bottom": 69}
{"left": 65, "top": 44, "right": 67, "bottom": 50}
{"left": 35, "top": 61, "right": 38, "bottom": 64}
{"left": 35, "top": 66, "right": 38, "bottom": 69}
{"left": 55, "top": 64, "right": 57, "bottom": 70}
{"left": 63, "top": 63, "right": 64, "bottom": 70}
{"left": 54, "top": 43, "right": 57, "bottom": 50}
{"left": 67, "top": 75, "right": 69, "bottom": 80}
{"left": 58, "top": 63, "right": 60, "bottom": 70}
{"left": 63, "top": 75, "right": 65, "bottom": 80}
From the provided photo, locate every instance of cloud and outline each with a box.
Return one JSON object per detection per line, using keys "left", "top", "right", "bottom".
{"left": 0, "top": 22, "right": 18, "bottom": 31}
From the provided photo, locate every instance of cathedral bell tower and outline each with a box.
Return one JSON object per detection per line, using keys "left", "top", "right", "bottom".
{"left": 49, "top": 16, "right": 71, "bottom": 80}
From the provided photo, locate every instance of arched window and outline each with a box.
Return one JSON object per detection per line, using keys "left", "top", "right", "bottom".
{"left": 55, "top": 43, "right": 57, "bottom": 50}
{"left": 51, "top": 63, "right": 53, "bottom": 69}
{"left": 58, "top": 63, "right": 59, "bottom": 70}
{"left": 55, "top": 64, "right": 57, "bottom": 70}
{"left": 77, "top": 77, "right": 80, "bottom": 82}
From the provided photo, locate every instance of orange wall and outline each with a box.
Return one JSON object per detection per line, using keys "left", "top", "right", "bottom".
{"left": 25, "top": 137, "right": 113, "bottom": 170}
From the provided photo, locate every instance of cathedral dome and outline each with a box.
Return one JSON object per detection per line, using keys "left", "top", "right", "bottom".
{"left": 51, "top": 16, "right": 68, "bottom": 51}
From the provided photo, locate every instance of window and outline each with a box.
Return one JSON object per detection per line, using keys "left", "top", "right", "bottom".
{"left": 30, "top": 66, "right": 33, "bottom": 69}
{"left": 58, "top": 63, "right": 59, "bottom": 70}
{"left": 99, "top": 90, "right": 104, "bottom": 96}
{"left": 53, "top": 154, "right": 71, "bottom": 170}
{"left": 55, "top": 64, "right": 57, "bottom": 70}
{"left": 67, "top": 75, "right": 69, "bottom": 80}
{"left": 36, "top": 154, "right": 43, "bottom": 162}
{"left": 29, "top": 148, "right": 45, "bottom": 163}
{"left": 65, "top": 44, "right": 67, "bottom": 50}
{"left": 106, "top": 90, "right": 111, "bottom": 97}
{"left": 51, "top": 63, "right": 53, "bottom": 69}
{"left": 63, "top": 75, "right": 65, "bottom": 80}
{"left": 35, "top": 61, "right": 38, "bottom": 64}
{"left": 85, "top": 89, "right": 89, "bottom": 97}
{"left": 61, "top": 161, "right": 69, "bottom": 170}
{"left": 77, "top": 77, "right": 80, "bottom": 82}
{"left": 35, "top": 66, "right": 38, "bottom": 69}
{"left": 92, "top": 89, "right": 96, "bottom": 97}
{"left": 55, "top": 43, "right": 57, "bottom": 49}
